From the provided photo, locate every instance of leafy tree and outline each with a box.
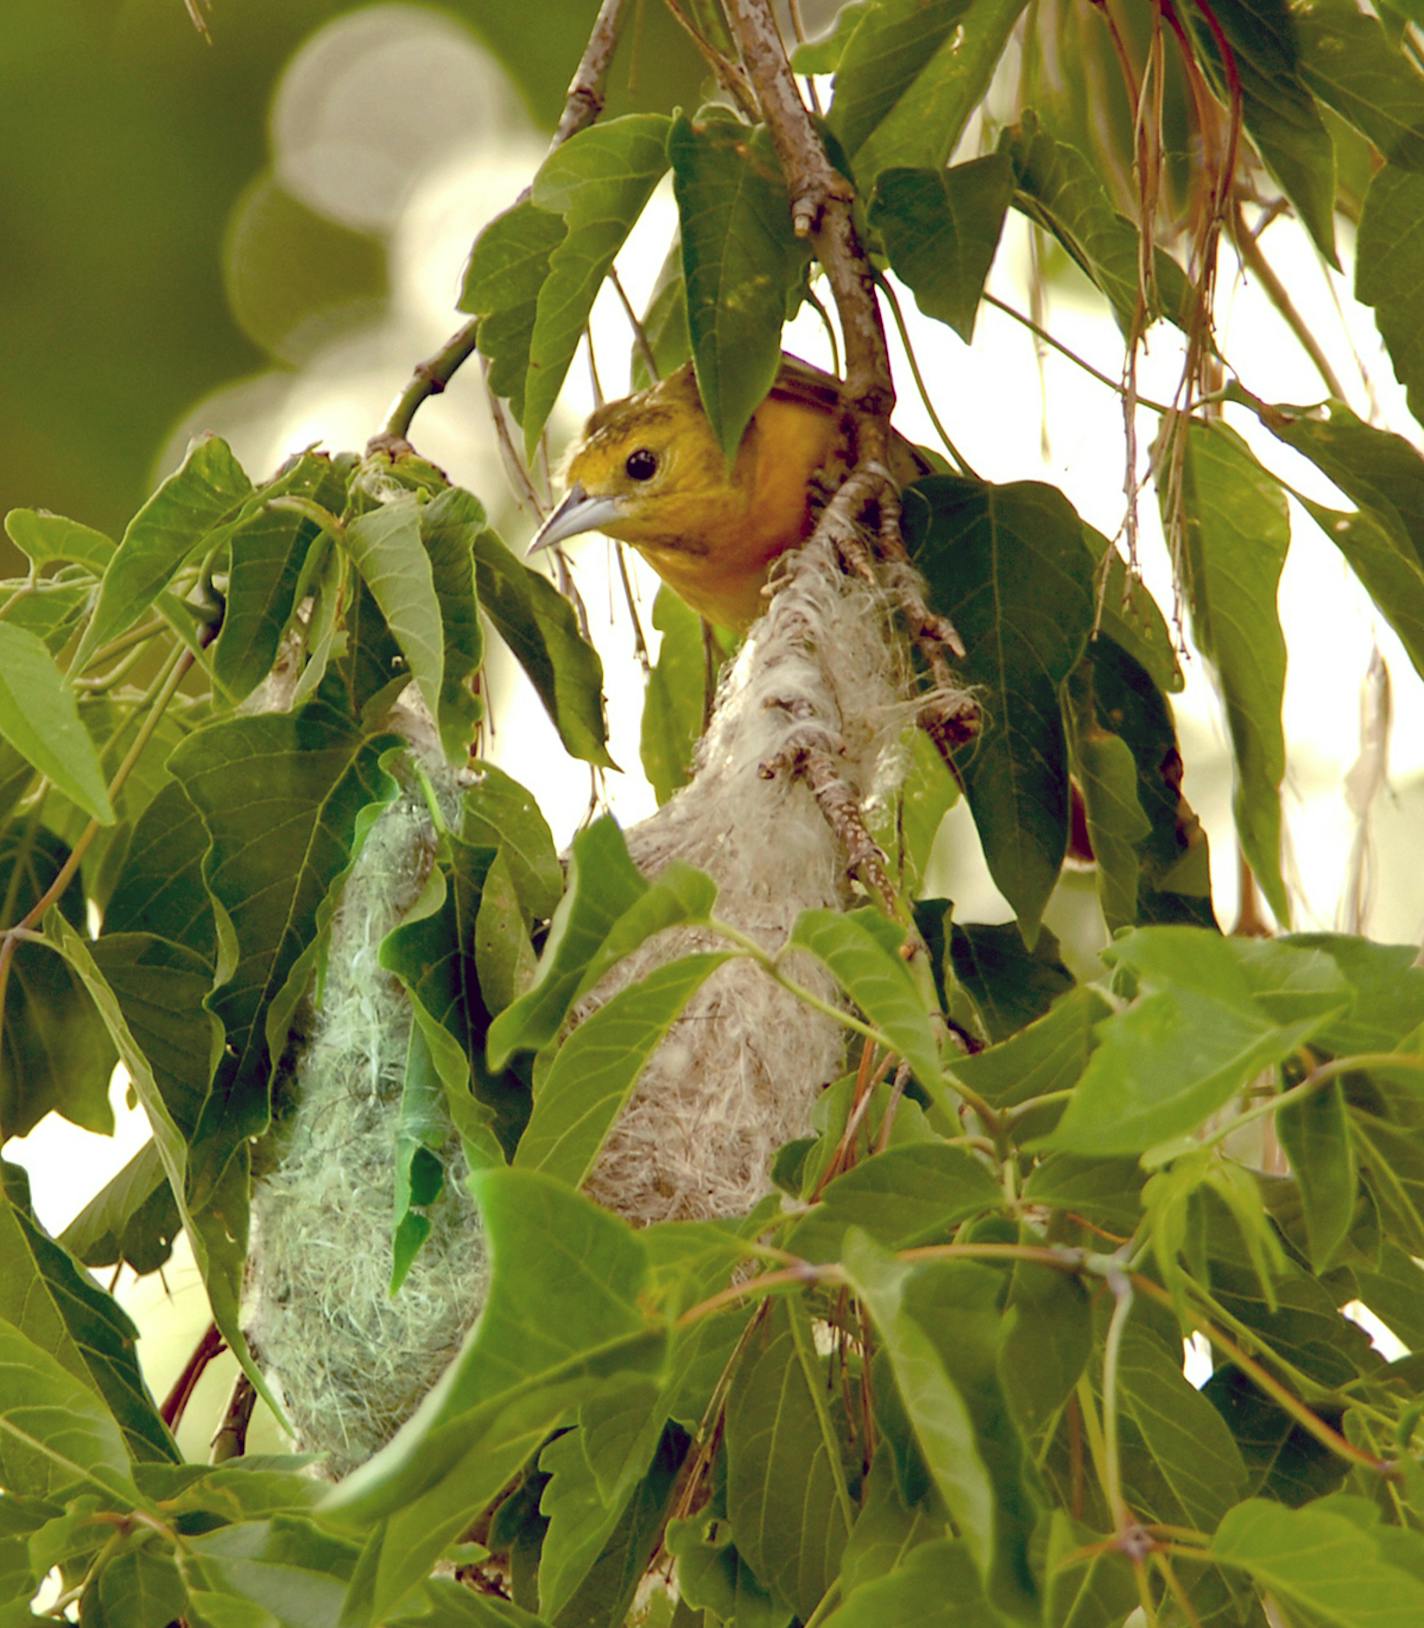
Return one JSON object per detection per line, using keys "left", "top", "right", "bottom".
{"left": 6, "top": 2, "right": 1424, "bottom": 1625}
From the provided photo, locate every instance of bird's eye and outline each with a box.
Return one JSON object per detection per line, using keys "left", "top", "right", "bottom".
{"left": 625, "top": 448, "right": 659, "bottom": 481}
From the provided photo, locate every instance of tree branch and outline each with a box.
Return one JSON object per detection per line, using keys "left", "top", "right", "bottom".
{"left": 372, "top": 0, "right": 631, "bottom": 451}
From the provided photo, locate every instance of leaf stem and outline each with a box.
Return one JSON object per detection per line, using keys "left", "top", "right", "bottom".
{"left": 983, "top": 291, "right": 1174, "bottom": 415}
{"left": 1100, "top": 1270, "right": 1135, "bottom": 1535}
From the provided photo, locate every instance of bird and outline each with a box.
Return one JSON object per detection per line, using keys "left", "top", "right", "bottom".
{"left": 528, "top": 355, "right": 931, "bottom": 630}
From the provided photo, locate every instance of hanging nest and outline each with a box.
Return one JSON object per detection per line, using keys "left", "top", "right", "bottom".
{"left": 241, "top": 519, "right": 961, "bottom": 1475}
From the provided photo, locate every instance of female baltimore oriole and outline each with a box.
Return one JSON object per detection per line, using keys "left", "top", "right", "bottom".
{"left": 529, "top": 356, "right": 929, "bottom": 630}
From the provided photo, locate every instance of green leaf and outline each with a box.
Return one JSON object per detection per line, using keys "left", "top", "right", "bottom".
{"left": 1079, "top": 525, "right": 1183, "bottom": 696}
{"left": 1202, "top": 1365, "right": 1349, "bottom": 1506}
{"left": 0, "top": 1163, "right": 176, "bottom": 1466}
{"left": 173, "top": 705, "right": 401, "bottom": 1175}
{"left": 942, "top": 918, "right": 1076, "bottom": 1041}
{"left": 670, "top": 111, "right": 811, "bottom": 458}
{"left": 462, "top": 763, "right": 562, "bottom": 922}
{"left": 74, "top": 435, "right": 252, "bottom": 666}
{"left": 950, "top": 985, "right": 1108, "bottom": 1109}
{"left": 460, "top": 198, "right": 567, "bottom": 427}
{"left": 1041, "top": 1511, "right": 1139, "bottom": 1628}
{"left": 997, "top": 1262, "right": 1091, "bottom": 1440}
{"left": 1211, "top": 1496, "right": 1424, "bottom": 1624}
{"left": 1075, "top": 637, "right": 1217, "bottom": 929}
{"left": 839, "top": 1234, "right": 1005, "bottom": 1609}
{"left": 211, "top": 452, "right": 348, "bottom": 701}
{"left": 1114, "top": 1326, "right": 1248, "bottom": 1531}
{"left": 379, "top": 837, "right": 513, "bottom": 1167}
{"left": 323, "top": 1171, "right": 662, "bottom": 1622}
{"left": 490, "top": 824, "right": 717, "bottom": 1069}
{"left": 868, "top": 728, "right": 959, "bottom": 901}
{"left": 789, "top": 907, "right": 946, "bottom": 1095}
{"left": 1172, "top": 422, "right": 1290, "bottom": 922}
{"left": 1043, "top": 927, "right": 1348, "bottom": 1155}
{"left": 786, "top": 1143, "right": 1002, "bottom": 1263}
{"left": 0, "top": 1317, "right": 140, "bottom": 1502}
{"left": 104, "top": 779, "right": 217, "bottom": 963}
{"left": 39, "top": 917, "right": 273, "bottom": 1423}
{"left": 826, "top": 1538, "right": 996, "bottom": 1627}
{"left": 1294, "top": 0, "right": 1424, "bottom": 172}
{"left": 830, "top": 0, "right": 1029, "bottom": 183}
{"left": 58, "top": 1137, "right": 179, "bottom": 1276}
{"left": 904, "top": 477, "right": 1097, "bottom": 939}
{"left": 870, "top": 155, "right": 1013, "bottom": 342}
{"left": 1000, "top": 111, "right": 1191, "bottom": 332}
{"left": 0, "top": 623, "right": 113, "bottom": 823}
{"left": 0, "top": 826, "right": 115, "bottom": 1138}
{"left": 1206, "top": 0, "right": 1339, "bottom": 264}
{"left": 640, "top": 587, "right": 710, "bottom": 805}
{"left": 473, "top": 528, "right": 612, "bottom": 766}
{"left": 1278, "top": 1079, "right": 1357, "bottom": 1271}
{"left": 666, "top": 1512, "right": 788, "bottom": 1628}
{"left": 524, "top": 115, "right": 672, "bottom": 450}
{"left": 724, "top": 1297, "right": 854, "bottom": 1619}
{"left": 1359, "top": 163, "right": 1424, "bottom": 433}
{"left": 1065, "top": 671, "right": 1151, "bottom": 933}
{"left": 1022, "top": 1154, "right": 1145, "bottom": 1236}
{"left": 85, "top": 1543, "right": 188, "bottom": 1628}
{"left": 5, "top": 509, "right": 114, "bottom": 572}
{"left": 514, "top": 952, "right": 729, "bottom": 1186}
{"left": 536, "top": 1383, "right": 666, "bottom": 1616}
{"left": 341, "top": 496, "right": 445, "bottom": 726}
{"left": 420, "top": 486, "right": 486, "bottom": 760}
{"left": 180, "top": 1519, "right": 352, "bottom": 1628}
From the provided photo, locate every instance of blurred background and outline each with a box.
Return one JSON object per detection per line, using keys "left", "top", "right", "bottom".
{"left": 5, "top": 0, "right": 1420, "bottom": 1447}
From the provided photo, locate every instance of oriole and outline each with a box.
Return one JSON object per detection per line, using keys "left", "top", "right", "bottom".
{"left": 530, "top": 356, "right": 928, "bottom": 629}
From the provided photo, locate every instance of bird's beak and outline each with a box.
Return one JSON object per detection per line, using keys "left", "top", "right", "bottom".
{"left": 527, "top": 484, "right": 627, "bottom": 554}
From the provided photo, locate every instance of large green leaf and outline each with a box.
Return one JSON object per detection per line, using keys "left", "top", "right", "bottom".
{"left": 1358, "top": 163, "right": 1424, "bottom": 434}
{"left": 5, "top": 508, "right": 114, "bottom": 573}
{"left": 905, "top": 477, "right": 1096, "bottom": 938}
{"left": 323, "top": 1171, "right": 663, "bottom": 1622}
{"left": 1206, "top": 0, "right": 1339, "bottom": 264}
{"left": 341, "top": 496, "right": 445, "bottom": 727}
{"left": 1211, "top": 1496, "right": 1424, "bottom": 1624}
{"left": 39, "top": 917, "right": 271, "bottom": 1423}
{"left": 419, "top": 486, "right": 486, "bottom": 760}
{"left": 725, "top": 1297, "right": 854, "bottom": 1619}
{"left": 74, "top": 435, "right": 252, "bottom": 667}
{"left": 524, "top": 115, "right": 671, "bottom": 450}
{"left": 211, "top": 452, "right": 348, "bottom": 702}
{"left": 473, "top": 528, "right": 611, "bottom": 766}
{"left": 0, "top": 826, "right": 115, "bottom": 1138}
{"left": 171, "top": 705, "right": 401, "bottom": 1178}
{"left": 950, "top": 984, "right": 1107, "bottom": 1109}
{"left": 789, "top": 907, "right": 946, "bottom": 1095}
{"left": 830, "top": 0, "right": 1029, "bottom": 183}
{"left": 841, "top": 1235, "right": 1022, "bottom": 1615}
{"left": 1000, "top": 111, "right": 1191, "bottom": 333}
{"left": 1043, "top": 927, "right": 1349, "bottom": 1155}
{"left": 0, "top": 1163, "right": 175, "bottom": 1466}
{"left": 670, "top": 111, "right": 811, "bottom": 458}
{"left": 1173, "top": 422, "right": 1291, "bottom": 923}
{"left": 0, "top": 622, "right": 113, "bottom": 824}
{"left": 103, "top": 779, "right": 217, "bottom": 963}
{"left": 0, "top": 1317, "right": 141, "bottom": 1503}
{"left": 461, "top": 763, "right": 562, "bottom": 922}
{"left": 460, "top": 198, "right": 567, "bottom": 427}
{"left": 1294, "top": 0, "right": 1424, "bottom": 172}
{"left": 513, "top": 952, "right": 729, "bottom": 1187}
{"left": 1278, "top": 1077, "right": 1357, "bottom": 1271}
{"left": 786, "top": 1143, "right": 1002, "bottom": 1263}
{"left": 870, "top": 156, "right": 1013, "bottom": 342}
{"left": 58, "top": 1137, "right": 179, "bottom": 1277}
{"left": 828, "top": 1539, "right": 996, "bottom": 1626}
{"left": 1064, "top": 669, "right": 1151, "bottom": 933}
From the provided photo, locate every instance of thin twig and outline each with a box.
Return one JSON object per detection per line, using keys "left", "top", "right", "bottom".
{"left": 161, "top": 1320, "right": 226, "bottom": 1430}
{"left": 1231, "top": 199, "right": 1347, "bottom": 402}
{"left": 610, "top": 265, "right": 659, "bottom": 382}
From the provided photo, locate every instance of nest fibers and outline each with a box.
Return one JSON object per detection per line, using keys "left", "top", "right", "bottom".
{"left": 243, "top": 532, "right": 940, "bottom": 1474}
{"left": 581, "top": 533, "right": 933, "bottom": 1223}
{"left": 243, "top": 748, "right": 490, "bottom": 1479}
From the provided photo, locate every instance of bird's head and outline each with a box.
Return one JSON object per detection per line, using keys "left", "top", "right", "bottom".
{"left": 529, "top": 363, "right": 734, "bottom": 556}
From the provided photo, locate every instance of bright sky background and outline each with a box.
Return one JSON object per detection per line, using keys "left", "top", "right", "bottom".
{"left": 9, "top": 5, "right": 1417, "bottom": 1442}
